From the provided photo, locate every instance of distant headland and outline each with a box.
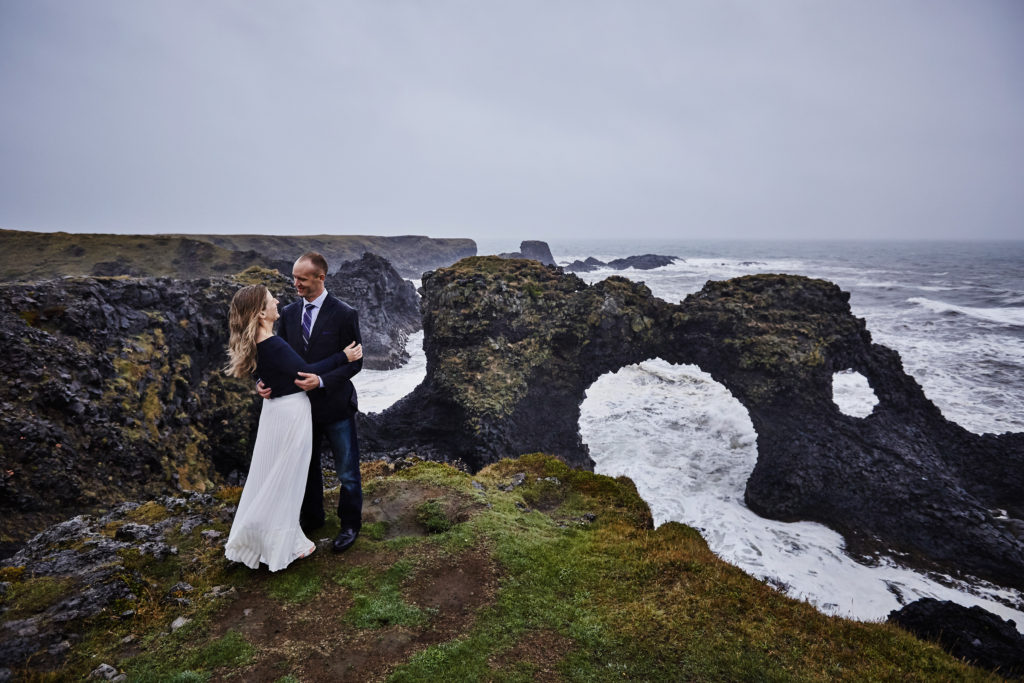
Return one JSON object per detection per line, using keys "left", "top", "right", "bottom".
{"left": 0, "top": 229, "right": 476, "bottom": 281}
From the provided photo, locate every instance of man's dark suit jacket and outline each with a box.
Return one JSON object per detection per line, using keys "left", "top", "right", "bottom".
{"left": 278, "top": 294, "right": 362, "bottom": 424}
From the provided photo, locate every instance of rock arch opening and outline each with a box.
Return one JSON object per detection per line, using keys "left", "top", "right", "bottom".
{"left": 831, "top": 369, "right": 879, "bottom": 418}
{"left": 580, "top": 359, "right": 757, "bottom": 528}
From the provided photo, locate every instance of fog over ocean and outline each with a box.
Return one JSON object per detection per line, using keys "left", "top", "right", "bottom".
{"left": 361, "top": 239, "right": 1024, "bottom": 631}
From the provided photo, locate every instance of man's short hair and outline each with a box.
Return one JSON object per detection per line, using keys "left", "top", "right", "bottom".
{"left": 297, "top": 251, "right": 329, "bottom": 277}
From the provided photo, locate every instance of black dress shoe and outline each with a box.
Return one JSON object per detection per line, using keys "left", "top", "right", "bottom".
{"left": 332, "top": 527, "right": 358, "bottom": 553}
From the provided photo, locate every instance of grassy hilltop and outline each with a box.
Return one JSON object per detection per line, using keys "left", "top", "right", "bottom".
{"left": 0, "top": 454, "right": 991, "bottom": 681}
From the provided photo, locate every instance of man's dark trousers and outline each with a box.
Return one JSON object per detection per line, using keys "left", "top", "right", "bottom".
{"left": 303, "top": 415, "right": 361, "bottom": 532}
{"left": 277, "top": 294, "right": 363, "bottom": 533}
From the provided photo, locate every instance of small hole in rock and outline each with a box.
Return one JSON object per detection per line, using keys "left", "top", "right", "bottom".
{"left": 832, "top": 369, "right": 878, "bottom": 418}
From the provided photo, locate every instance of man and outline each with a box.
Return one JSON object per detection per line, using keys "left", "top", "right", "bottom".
{"left": 257, "top": 251, "right": 364, "bottom": 553}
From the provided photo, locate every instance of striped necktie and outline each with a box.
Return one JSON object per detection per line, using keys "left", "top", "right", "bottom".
{"left": 301, "top": 303, "right": 315, "bottom": 351}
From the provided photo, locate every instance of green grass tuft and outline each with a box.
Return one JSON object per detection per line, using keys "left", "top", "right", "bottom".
{"left": 361, "top": 520, "right": 388, "bottom": 541}
{"left": 347, "top": 586, "right": 432, "bottom": 629}
{"left": 343, "top": 558, "right": 434, "bottom": 629}
{"left": 192, "top": 629, "right": 255, "bottom": 668}
{"left": 265, "top": 561, "right": 323, "bottom": 604}
{"left": 125, "top": 630, "right": 255, "bottom": 682}
{"left": 415, "top": 499, "right": 454, "bottom": 534}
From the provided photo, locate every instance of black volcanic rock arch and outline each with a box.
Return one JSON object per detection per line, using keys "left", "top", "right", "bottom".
{"left": 365, "top": 256, "right": 1024, "bottom": 590}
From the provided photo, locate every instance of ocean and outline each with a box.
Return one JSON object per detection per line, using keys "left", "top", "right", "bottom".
{"left": 359, "top": 239, "right": 1024, "bottom": 631}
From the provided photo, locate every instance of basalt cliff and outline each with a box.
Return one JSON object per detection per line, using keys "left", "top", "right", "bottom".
{"left": 364, "top": 256, "right": 1024, "bottom": 590}
{"left": 0, "top": 254, "right": 419, "bottom": 551}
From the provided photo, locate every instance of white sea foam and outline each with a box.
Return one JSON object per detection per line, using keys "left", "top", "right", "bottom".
{"left": 358, "top": 331, "right": 426, "bottom": 414}
{"left": 832, "top": 370, "right": 878, "bottom": 418}
{"left": 580, "top": 360, "right": 1024, "bottom": 630}
{"left": 907, "top": 297, "right": 1024, "bottom": 327}
{"left": 915, "top": 285, "right": 958, "bottom": 292}
{"left": 863, "top": 326, "right": 1024, "bottom": 434}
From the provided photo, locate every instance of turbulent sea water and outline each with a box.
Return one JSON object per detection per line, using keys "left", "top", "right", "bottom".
{"left": 363, "top": 239, "right": 1024, "bottom": 631}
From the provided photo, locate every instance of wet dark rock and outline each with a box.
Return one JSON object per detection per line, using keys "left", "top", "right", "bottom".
{"left": 607, "top": 254, "right": 679, "bottom": 270}
{"left": 888, "top": 598, "right": 1024, "bottom": 678}
{"left": 326, "top": 252, "right": 421, "bottom": 370}
{"left": 497, "top": 240, "right": 556, "bottom": 266}
{"left": 563, "top": 254, "right": 680, "bottom": 272}
{"left": 519, "top": 241, "right": 556, "bottom": 265}
{"left": 562, "top": 256, "right": 607, "bottom": 272}
{"left": 363, "top": 256, "right": 1024, "bottom": 590}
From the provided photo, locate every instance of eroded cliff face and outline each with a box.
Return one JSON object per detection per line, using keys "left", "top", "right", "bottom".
{"left": 0, "top": 271, "right": 281, "bottom": 544}
{"left": 364, "top": 256, "right": 1024, "bottom": 590}
{"left": 0, "top": 255, "right": 420, "bottom": 549}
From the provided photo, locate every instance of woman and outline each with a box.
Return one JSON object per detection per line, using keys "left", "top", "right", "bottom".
{"left": 222, "top": 284, "right": 361, "bottom": 571}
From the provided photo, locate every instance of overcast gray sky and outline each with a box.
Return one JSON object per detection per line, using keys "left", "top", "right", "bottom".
{"left": 1, "top": 1, "right": 1022, "bottom": 241}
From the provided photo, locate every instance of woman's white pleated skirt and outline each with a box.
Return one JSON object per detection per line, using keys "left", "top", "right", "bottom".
{"left": 225, "top": 391, "right": 315, "bottom": 572}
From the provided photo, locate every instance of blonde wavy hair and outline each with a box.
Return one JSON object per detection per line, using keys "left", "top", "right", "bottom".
{"left": 224, "top": 284, "right": 268, "bottom": 378}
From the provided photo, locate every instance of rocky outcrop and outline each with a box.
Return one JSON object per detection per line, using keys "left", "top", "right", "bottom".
{"left": 326, "top": 253, "right": 421, "bottom": 370}
{"left": 498, "top": 240, "right": 556, "bottom": 266}
{"left": 888, "top": 599, "right": 1024, "bottom": 678}
{"left": 0, "top": 255, "right": 420, "bottom": 549}
{"left": 562, "top": 256, "right": 606, "bottom": 272}
{"left": 563, "top": 253, "right": 679, "bottom": 272}
{"left": 0, "top": 270, "right": 279, "bottom": 549}
{"left": 0, "top": 229, "right": 477, "bottom": 282}
{"left": 363, "top": 256, "right": 1024, "bottom": 590}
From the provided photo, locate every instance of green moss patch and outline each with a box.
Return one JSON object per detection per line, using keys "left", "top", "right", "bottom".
{"left": 1, "top": 575, "right": 74, "bottom": 619}
{"left": 265, "top": 559, "right": 323, "bottom": 604}
{"left": 415, "top": 499, "right": 454, "bottom": 534}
